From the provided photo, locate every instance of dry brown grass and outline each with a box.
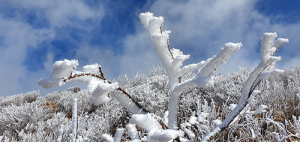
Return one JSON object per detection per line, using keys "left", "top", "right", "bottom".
{"left": 274, "top": 110, "right": 287, "bottom": 123}
{"left": 41, "top": 102, "right": 59, "bottom": 113}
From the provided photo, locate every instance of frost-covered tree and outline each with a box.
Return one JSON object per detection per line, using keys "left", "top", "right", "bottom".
{"left": 38, "top": 12, "right": 291, "bottom": 141}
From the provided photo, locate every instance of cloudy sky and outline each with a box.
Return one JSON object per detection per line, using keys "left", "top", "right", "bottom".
{"left": 0, "top": 0, "right": 300, "bottom": 97}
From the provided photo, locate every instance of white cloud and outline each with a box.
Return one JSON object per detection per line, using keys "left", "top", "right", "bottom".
{"left": 75, "top": 45, "right": 122, "bottom": 80}
{"left": 9, "top": 0, "right": 102, "bottom": 27}
{"left": 0, "top": 0, "right": 104, "bottom": 96}
{"left": 1, "top": 0, "right": 300, "bottom": 97}
{"left": 120, "top": 31, "right": 162, "bottom": 78}
{"left": 0, "top": 17, "right": 55, "bottom": 96}
{"left": 121, "top": 0, "right": 300, "bottom": 78}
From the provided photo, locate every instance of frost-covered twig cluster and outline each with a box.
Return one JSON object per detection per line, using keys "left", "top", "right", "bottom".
{"left": 56, "top": 98, "right": 100, "bottom": 142}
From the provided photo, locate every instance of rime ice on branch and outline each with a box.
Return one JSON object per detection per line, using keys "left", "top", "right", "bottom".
{"left": 201, "top": 32, "right": 288, "bottom": 142}
{"left": 38, "top": 59, "right": 79, "bottom": 89}
{"left": 38, "top": 60, "right": 148, "bottom": 114}
{"left": 139, "top": 12, "right": 242, "bottom": 129}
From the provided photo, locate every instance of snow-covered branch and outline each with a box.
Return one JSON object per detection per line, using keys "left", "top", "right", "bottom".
{"left": 70, "top": 98, "right": 77, "bottom": 142}
{"left": 126, "top": 124, "right": 140, "bottom": 141}
{"left": 140, "top": 12, "right": 242, "bottom": 129}
{"left": 38, "top": 60, "right": 149, "bottom": 115}
{"left": 201, "top": 32, "right": 289, "bottom": 141}
{"left": 140, "top": 12, "right": 209, "bottom": 91}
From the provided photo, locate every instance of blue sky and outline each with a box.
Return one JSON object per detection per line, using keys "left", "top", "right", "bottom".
{"left": 0, "top": 0, "right": 300, "bottom": 97}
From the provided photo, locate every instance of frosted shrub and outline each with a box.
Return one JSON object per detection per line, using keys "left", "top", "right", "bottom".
{"left": 255, "top": 67, "right": 300, "bottom": 119}
{"left": 0, "top": 102, "right": 51, "bottom": 140}
{"left": 67, "top": 86, "right": 81, "bottom": 93}
{"left": 205, "top": 67, "right": 250, "bottom": 106}
{"left": 42, "top": 89, "right": 93, "bottom": 116}
{"left": 118, "top": 75, "right": 131, "bottom": 89}
{"left": 18, "top": 112, "right": 70, "bottom": 141}
{"left": 0, "top": 91, "right": 39, "bottom": 107}
{"left": 149, "top": 66, "right": 167, "bottom": 77}
{"left": 132, "top": 73, "right": 148, "bottom": 87}
{"left": 127, "top": 73, "right": 169, "bottom": 117}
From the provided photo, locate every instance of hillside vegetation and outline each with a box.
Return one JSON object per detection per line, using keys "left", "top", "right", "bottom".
{"left": 0, "top": 66, "right": 300, "bottom": 141}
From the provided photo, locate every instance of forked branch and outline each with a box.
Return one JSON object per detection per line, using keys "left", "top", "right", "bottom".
{"left": 140, "top": 12, "right": 242, "bottom": 129}
{"left": 201, "top": 32, "right": 289, "bottom": 142}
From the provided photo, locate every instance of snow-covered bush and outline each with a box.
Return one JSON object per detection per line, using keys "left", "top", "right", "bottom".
{"left": 255, "top": 67, "right": 300, "bottom": 119}
{"left": 0, "top": 101, "right": 51, "bottom": 140}
{"left": 0, "top": 91, "right": 39, "bottom": 108}
{"left": 68, "top": 86, "right": 81, "bottom": 93}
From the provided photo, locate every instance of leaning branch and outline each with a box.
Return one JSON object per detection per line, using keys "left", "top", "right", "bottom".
{"left": 201, "top": 32, "right": 289, "bottom": 142}
{"left": 168, "top": 42, "right": 241, "bottom": 129}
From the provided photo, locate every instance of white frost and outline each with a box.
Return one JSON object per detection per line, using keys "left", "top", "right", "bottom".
{"left": 253, "top": 104, "right": 267, "bottom": 114}
{"left": 212, "top": 119, "right": 222, "bottom": 127}
{"left": 38, "top": 59, "right": 78, "bottom": 89}
{"left": 126, "top": 124, "right": 140, "bottom": 140}
{"left": 198, "top": 112, "right": 209, "bottom": 123}
{"left": 51, "top": 59, "right": 79, "bottom": 78}
{"left": 71, "top": 98, "right": 77, "bottom": 142}
{"left": 82, "top": 63, "right": 102, "bottom": 76}
{"left": 102, "top": 134, "right": 113, "bottom": 142}
{"left": 247, "top": 90, "right": 261, "bottom": 103}
{"left": 163, "top": 111, "right": 169, "bottom": 124}
{"left": 200, "top": 127, "right": 221, "bottom": 142}
{"left": 182, "top": 127, "right": 195, "bottom": 139}
{"left": 251, "top": 128, "right": 255, "bottom": 139}
{"left": 189, "top": 115, "right": 199, "bottom": 125}
{"left": 297, "top": 87, "right": 300, "bottom": 102}
{"left": 114, "top": 128, "right": 124, "bottom": 142}
{"left": 88, "top": 79, "right": 118, "bottom": 105}
{"left": 196, "top": 42, "right": 242, "bottom": 78}
{"left": 110, "top": 91, "right": 146, "bottom": 114}
{"left": 229, "top": 104, "right": 237, "bottom": 110}
{"left": 139, "top": 12, "right": 154, "bottom": 30}
{"left": 148, "top": 129, "right": 184, "bottom": 142}
{"left": 130, "top": 113, "right": 162, "bottom": 132}
{"left": 57, "top": 125, "right": 64, "bottom": 142}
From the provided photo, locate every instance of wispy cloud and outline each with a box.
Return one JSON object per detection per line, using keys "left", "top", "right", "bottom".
{"left": 122, "top": 0, "right": 300, "bottom": 76}
{"left": 0, "top": 15, "right": 55, "bottom": 96}
{"left": 0, "top": 0, "right": 300, "bottom": 97}
{"left": 0, "top": 0, "right": 104, "bottom": 96}
{"left": 9, "top": 0, "right": 100, "bottom": 27}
